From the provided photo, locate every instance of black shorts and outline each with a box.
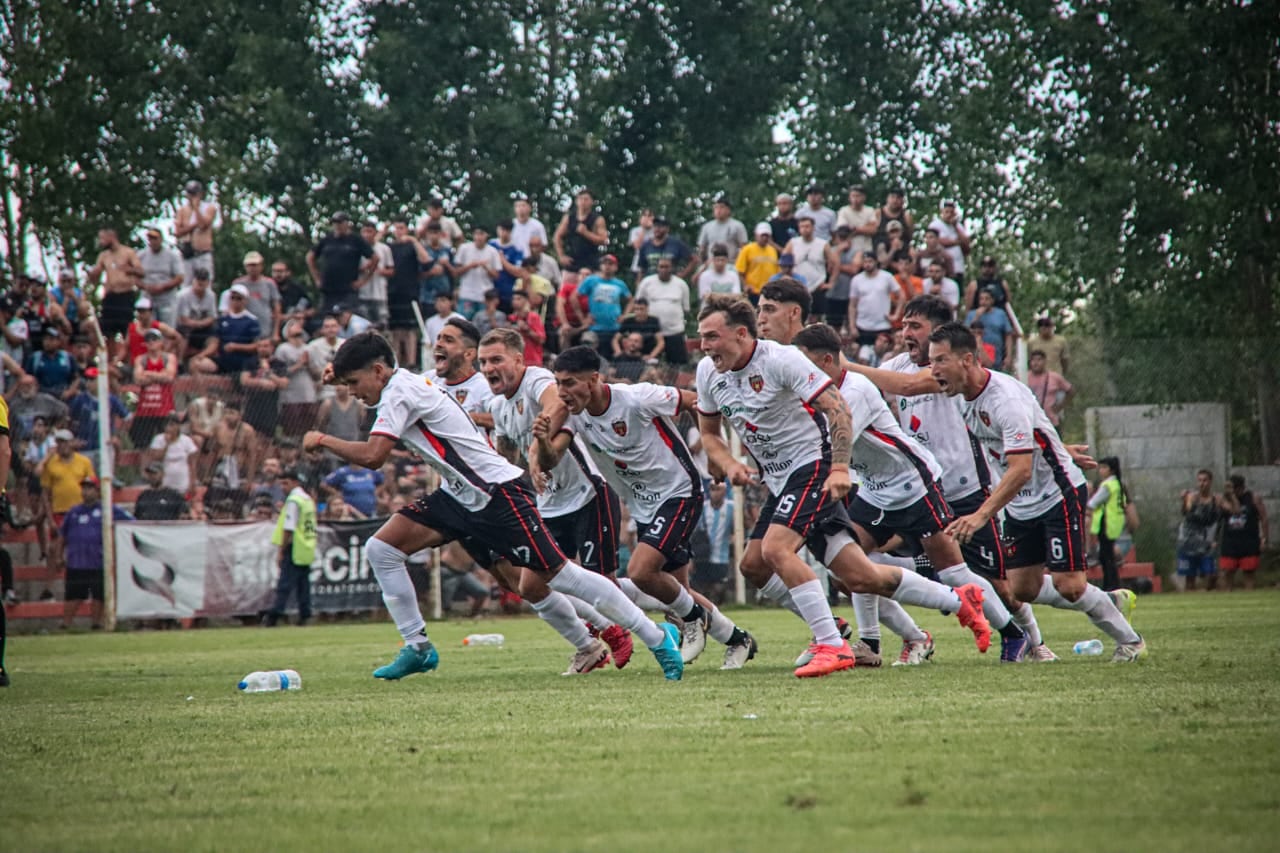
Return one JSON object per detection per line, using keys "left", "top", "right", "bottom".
{"left": 750, "top": 460, "right": 848, "bottom": 554}
{"left": 398, "top": 479, "right": 565, "bottom": 573}
{"left": 545, "top": 479, "right": 621, "bottom": 576}
{"left": 65, "top": 571, "right": 104, "bottom": 601}
{"left": 637, "top": 493, "right": 703, "bottom": 572}
{"left": 129, "top": 416, "right": 167, "bottom": 450}
{"left": 846, "top": 477, "right": 952, "bottom": 548}
{"left": 949, "top": 490, "right": 1007, "bottom": 579}
{"left": 1004, "top": 484, "right": 1088, "bottom": 573}
{"left": 100, "top": 291, "right": 136, "bottom": 339}
{"left": 823, "top": 298, "right": 849, "bottom": 329}
{"left": 663, "top": 333, "right": 689, "bottom": 365}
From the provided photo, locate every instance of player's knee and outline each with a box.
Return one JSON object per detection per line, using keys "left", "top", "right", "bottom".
{"left": 1053, "top": 573, "right": 1086, "bottom": 603}
{"left": 740, "top": 546, "right": 771, "bottom": 586}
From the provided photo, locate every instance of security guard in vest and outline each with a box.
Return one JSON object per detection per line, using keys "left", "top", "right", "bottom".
{"left": 264, "top": 468, "right": 318, "bottom": 627}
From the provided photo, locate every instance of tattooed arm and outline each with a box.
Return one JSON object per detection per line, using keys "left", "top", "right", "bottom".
{"left": 809, "top": 383, "right": 853, "bottom": 498}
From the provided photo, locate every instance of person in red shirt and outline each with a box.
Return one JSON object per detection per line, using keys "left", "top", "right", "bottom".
{"left": 125, "top": 297, "right": 180, "bottom": 363}
{"left": 555, "top": 272, "right": 590, "bottom": 352}
{"left": 508, "top": 288, "right": 546, "bottom": 367}
{"left": 131, "top": 328, "right": 178, "bottom": 448}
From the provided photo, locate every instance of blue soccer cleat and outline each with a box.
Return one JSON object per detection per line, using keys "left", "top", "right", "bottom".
{"left": 649, "top": 622, "right": 684, "bottom": 681}
{"left": 373, "top": 642, "right": 440, "bottom": 680}
{"left": 1000, "top": 634, "right": 1029, "bottom": 663}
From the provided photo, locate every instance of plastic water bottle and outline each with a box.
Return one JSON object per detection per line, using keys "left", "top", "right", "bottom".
{"left": 238, "top": 670, "right": 302, "bottom": 692}
{"left": 462, "top": 633, "right": 505, "bottom": 647}
{"left": 1072, "top": 639, "right": 1104, "bottom": 656}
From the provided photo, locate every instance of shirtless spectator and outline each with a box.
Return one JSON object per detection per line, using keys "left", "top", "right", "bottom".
{"left": 174, "top": 179, "right": 219, "bottom": 284}
{"left": 87, "top": 228, "right": 143, "bottom": 349}
{"left": 208, "top": 402, "right": 257, "bottom": 498}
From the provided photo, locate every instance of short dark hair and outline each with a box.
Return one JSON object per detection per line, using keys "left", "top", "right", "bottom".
{"left": 553, "top": 345, "right": 602, "bottom": 374}
{"left": 632, "top": 297, "right": 648, "bottom": 306}
{"left": 443, "top": 317, "right": 481, "bottom": 349}
{"left": 479, "top": 327, "right": 524, "bottom": 353}
{"left": 927, "top": 321, "right": 978, "bottom": 355}
{"left": 903, "top": 296, "right": 954, "bottom": 328}
{"left": 792, "top": 323, "right": 841, "bottom": 356}
{"left": 1029, "top": 349, "right": 1046, "bottom": 359}
{"left": 1198, "top": 468, "right": 1214, "bottom": 479}
{"left": 497, "top": 218, "right": 513, "bottom": 231}
{"left": 434, "top": 291, "right": 453, "bottom": 302}
{"left": 698, "top": 294, "right": 757, "bottom": 338}
{"left": 331, "top": 330, "right": 396, "bottom": 377}
{"left": 759, "top": 278, "right": 811, "bottom": 322}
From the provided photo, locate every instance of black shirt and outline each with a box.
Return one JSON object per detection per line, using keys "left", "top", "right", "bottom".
{"left": 769, "top": 216, "right": 798, "bottom": 249}
{"left": 388, "top": 241, "right": 423, "bottom": 304}
{"left": 312, "top": 233, "right": 373, "bottom": 300}
{"left": 636, "top": 238, "right": 693, "bottom": 279}
{"left": 618, "top": 315, "right": 662, "bottom": 355}
{"left": 134, "top": 487, "right": 187, "bottom": 520}
{"left": 277, "top": 278, "right": 320, "bottom": 334}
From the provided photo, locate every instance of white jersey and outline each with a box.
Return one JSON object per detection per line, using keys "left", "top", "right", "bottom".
{"left": 881, "top": 352, "right": 988, "bottom": 501}
{"left": 423, "top": 369, "right": 493, "bottom": 419}
{"left": 837, "top": 370, "right": 942, "bottom": 511}
{"left": 369, "top": 369, "right": 521, "bottom": 511}
{"left": 567, "top": 382, "right": 698, "bottom": 524}
{"left": 696, "top": 339, "right": 834, "bottom": 495}
{"left": 491, "top": 366, "right": 600, "bottom": 518}
{"left": 959, "top": 368, "right": 1086, "bottom": 520}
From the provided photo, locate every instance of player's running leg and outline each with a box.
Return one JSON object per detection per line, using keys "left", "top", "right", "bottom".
{"left": 517, "top": 569, "right": 611, "bottom": 675}
{"left": 671, "top": 564, "right": 757, "bottom": 669}
{"left": 365, "top": 516, "right": 444, "bottom": 680}
{"left": 920, "top": 533, "right": 1027, "bottom": 662}
{"left": 759, "top": 524, "right": 855, "bottom": 678}
{"left": 1029, "top": 574, "right": 1145, "bottom": 661}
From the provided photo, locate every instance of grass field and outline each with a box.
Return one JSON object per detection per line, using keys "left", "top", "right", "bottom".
{"left": 5, "top": 591, "right": 1280, "bottom": 853}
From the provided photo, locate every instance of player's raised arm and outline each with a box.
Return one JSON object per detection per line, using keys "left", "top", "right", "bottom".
{"left": 844, "top": 357, "right": 941, "bottom": 396}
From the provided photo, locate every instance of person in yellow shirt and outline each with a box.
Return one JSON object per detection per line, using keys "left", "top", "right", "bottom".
{"left": 39, "top": 429, "right": 96, "bottom": 572}
{"left": 735, "top": 223, "right": 780, "bottom": 301}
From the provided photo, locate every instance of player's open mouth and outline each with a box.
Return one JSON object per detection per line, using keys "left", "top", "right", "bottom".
{"left": 935, "top": 377, "right": 948, "bottom": 390}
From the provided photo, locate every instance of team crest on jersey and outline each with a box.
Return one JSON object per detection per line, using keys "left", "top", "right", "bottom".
{"left": 910, "top": 414, "right": 922, "bottom": 432}
{"left": 612, "top": 419, "right": 628, "bottom": 437}
{"left": 749, "top": 373, "right": 764, "bottom": 393}
{"left": 455, "top": 389, "right": 468, "bottom": 404}
{"left": 979, "top": 410, "right": 991, "bottom": 427}
{"left": 516, "top": 399, "right": 524, "bottom": 414}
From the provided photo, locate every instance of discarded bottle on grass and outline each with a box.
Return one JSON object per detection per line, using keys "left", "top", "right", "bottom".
{"left": 238, "top": 669, "right": 302, "bottom": 692}
{"left": 462, "top": 633, "right": 504, "bottom": 647}
{"left": 1072, "top": 639, "right": 1104, "bottom": 656}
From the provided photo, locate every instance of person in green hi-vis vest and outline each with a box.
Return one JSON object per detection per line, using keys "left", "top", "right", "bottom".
{"left": 264, "top": 468, "right": 318, "bottom": 627}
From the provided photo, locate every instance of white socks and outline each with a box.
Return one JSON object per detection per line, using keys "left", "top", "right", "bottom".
{"left": 549, "top": 561, "right": 665, "bottom": 648}
{"left": 1033, "top": 576, "right": 1140, "bottom": 644}
{"left": 879, "top": 598, "right": 927, "bottom": 642}
{"left": 789, "top": 579, "right": 842, "bottom": 646}
{"left": 568, "top": 596, "right": 616, "bottom": 630}
{"left": 852, "top": 592, "right": 881, "bottom": 640}
{"left": 531, "top": 593, "right": 595, "bottom": 651}
{"left": 707, "top": 606, "right": 737, "bottom": 644}
{"left": 891, "top": 569, "right": 963, "bottom": 612}
{"left": 938, "top": 564, "right": 1014, "bottom": 627}
{"left": 671, "top": 586, "right": 697, "bottom": 619}
{"left": 760, "top": 574, "right": 804, "bottom": 617}
{"left": 366, "top": 538, "right": 428, "bottom": 644}
{"left": 1012, "top": 603, "right": 1043, "bottom": 646}
{"left": 618, "top": 577, "right": 672, "bottom": 613}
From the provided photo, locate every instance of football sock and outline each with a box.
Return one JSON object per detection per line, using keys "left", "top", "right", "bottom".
{"left": 671, "top": 586, "right": 704, "bottom": 623}
{"left": 549, "top": 561, "right": 665, "bottom": 648}
{"left": 366, "top": 538, "right": 428, "bottom": 643}
{"left": 938, "top": 564, "right": 1016, "bottom": 628}
{"left": 789, "top": 579, "right": 843, "bottom": 647}
{"left": 707, "top": 606, "right": 736, "bottom": 644}
{"left": 760, "top": 574, "right": 804, "bottom": 618}
{"left": 997, "top": 619, "right": 1026, "bottom": 640}
{"left": 878, "top": 598, "right": 927, "bottom": 642}
{"left": 852, "top": 592, "right": 881, "bottom": 641}
{"left": 1078, "top": 583, "right": 1142, "bottom": 644}
{"left": 874, "top": 553, "right": 918, "bottom": 572}
{"left": 531, "top": 593, "right": 595, "bottom": 651}
{"left": 891, "top": 569, "right": 963, "bottom": 613}
{"left": 862, "top": 637, "right": 881, "bottom": 654}
{"left": 617, "top": 577, "right": 671, "bottom": 613}
{"left": 726, "top": 626, "right": 750, "bottom": 646}
{"left": 1012, "top": 603, "right": 1043, "bottom": 646}
{"left": 567, "top": 596, "right": 616, "bottom": 631}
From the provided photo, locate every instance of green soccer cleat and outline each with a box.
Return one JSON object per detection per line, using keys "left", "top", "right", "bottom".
{"left": 373, "top": 642, "right": 440, "bottom": 680}
{"left": 649, "top": 622, "right": 684, "bottom": 681}
{"left": 1111, "top": 588, "right": 1138, "bottom": 624}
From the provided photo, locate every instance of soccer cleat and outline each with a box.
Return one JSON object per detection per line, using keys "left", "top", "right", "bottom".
{"left": 954, "top": 584, "right": 992, "bottom": 653}
{"left": 0, "top": 668, "right": 9, "bottom": 687}
{"left": 892, "top": 631, "right": 935, "bottom": 666}
{"left": 680, "top": 609, "right": 710, "bottom": 664}
{"left": 1111, "top": 636, "right": 1148, "bottom": 663}
{"left": 794, "top": 640, "right": 856, "bottom": 678}
{"left": 1000, "top": 635, "right": 1029, "bottom": 663}
{"left": 373, "top": 642, "right": 439, "bottom": 680}
{"left": 599, "top": 624, "right": 633, "bottom": 669}
{"left": 561, "top": 639, "right": 610, "bottom": 676}
{"left": 850, "top": 640, "right": 883, "bottom": 668}
{"left": 1111, "top": 588, "right": 1138, "bottom": 624}
{"left": 836, "top": 616, "right": 854, "bottom": 641}
{"left": 794, "top": 647, "right": 816, "bottom": 668}
{"left": 721, "top": 632, "right": 759, "bottom": 670}
{"left": 649, "top": 622, "right": 684, "bottom": 680}
{"left": 1027, "top": 643, "right": 1059, "bottom": 662}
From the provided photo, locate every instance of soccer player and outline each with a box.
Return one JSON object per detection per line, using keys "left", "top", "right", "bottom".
{"left": 303, "top": 331, "right": 683, "bottom": 680}
{"left": 927, "top": 323, "right": 1146, "bottom": 661}
{"left": 794, "top": 323, "right": 1029, "bottom": 662}
{"left": 479, "top": 328, "right": 636, "bottom": 671}
{"left": 695, "top": 295, "right": 989, "bottom": 678}
{"left": 423, "top": 316, "right": 494, "bottom": 430}
{"left": 539, "top": 345, "right": 760, "bottom": 669}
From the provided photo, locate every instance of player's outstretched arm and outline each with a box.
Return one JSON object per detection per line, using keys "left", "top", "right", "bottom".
{"left": 843, "top": 357, "right": 940, "bottom": 396}
{"left": 947, "top": 451, "right": 1032, "bottom": 543}
{"left": 303, "top": 431, "right": 396, "bottom": 471}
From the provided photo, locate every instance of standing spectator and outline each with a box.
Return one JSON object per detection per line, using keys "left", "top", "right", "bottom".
{"left": 133, "top": 461, "right": 187, "bottom": 521}
{"left": 130, "top": 329, "right": 177, "bottom": 449}
{"left": 965, "top": 288, "right": 1016, "bottom": 371}
{"left": 423, "top": 293, "right": 465, "bottom": 351}
{"left": 87, "top": 228, "right": 143, "bottom": 346}
{"left": 696, "top": 195, "right": 748, "bottom": 263}
{"left": 614, "top": 299, "right": 663, "bottom": 363}
{"left": 67, "top": 369, "right": 127, "bottom": 472}
{"left": 18, "top": 415, "right": 54, "bottom": 525}
{"left": 185, "top": 393, "right": 224, "bottom": 463}
{"left": 472, "top": 289, "right": 509, "bottom": 339}
{"left": 147, "top": 414, "right": 198, "bottom": 495}
{"left": 635, "top": 215, "right": 694, "bottom": 282}
{"left": 928, "top": 200, "right": 971, "bottom": 279}
{"left": 796, "top": 185, "right": 836, "bottom": 241}
{"left": 240, "top": 338, "right": 288, "bottom": 444}
{"left": 305, "top": 314, "right": 343, "bottom": 400}
{"left": 923, "top": 260, "right": 961, "bottom": 313}
{"left": 275, "top": 321, "right": 317, "bottom": 437}
{"left": 577, "top": 255, "right": 631, "bottom": 358}
{"left": 966, "top": 255, "right": 1010, "bottom": 312}
{"left": 189, "top": 284, "right": 261, "bottom": 375}
{"left": 1178, "top": 469, "right": 1229, "bottom": 591}
{"left": 323, "top": 462, "right": 382, "bottom": 518}
{"left": 317, "top": 384, "right": 366, "bottom": 447}
{"left": 836, "top": 184, "right": 880, "bottom": 257}
{"left": 1033, "top": 316, "right": 1069, "bottom": 376}
{"left": 124, "top": 297, "right": 179, "bottom": 365}
{"left": 609, "top": 333, "right": 649, "bottom": 381}
{"left": 847, "top": 252, "right": 903, "bottom": 353}
{"left": 783, "top": 214, "right": 834, "bottom": 314}
{"left": 273, "top": 260, "right": 318, "bottom": 336}
{"left": 890, "top": 250, "right": 924, "bottom": 301}
{"left": 453, "top": 226, "right": 502, "bottom": 318}
{"left": 735, "top": 223, "right": 780, "bottom": 302}
{"left": 208, "top": 403, "right": 257, "bottom": 496}
{"left": 60, "top": 477, "right": 130, "bottom": 629}
{"left": 634, "top": 257, "right": 690, "bottom": 365}
{"left": 695, "top": 481, "right": 734, "bottom": 605}
{"left": 174, "top": 268, "right": 218, "bottom": 361}
{"left": 1221, "top": 474, "right": 1269, "bottom": 591}
{"left": 769, "top": 253, "right": 804, "bottom": 288}
{"left": 508, "top": 290, "right": 546, "bottom": 367}
{"left": 306, "top": 212, "right": 374, "bottom": 314}
{"left": 357, "top": 221, "right": 394, "bottom": 327}
{"left": 1087, "top": 456, "right": 1136, "bottom": 591}
{"left": 875, "top": 219, "right": 909, "bottom": 268}
{"left": 264, "top": 468, "right": 317, "bottom": 627}
{"left": 526, "top": 235, "right": 562, "bottom": 288}
{"left": 490, "top": 219, "right": 525, "bottom": 311}
{"left": 173, "top": 179, "right": 218, "bottom": 284}
{"left": 627, "top": 208, "right": 654, "bottom": 278}
{"left": 8, "top": 374, "right": 68, "bottom": 441}
{"left": 2, "top": 298, "right": 32, "bottom": 392}
{"left": 41, "top": 429, "right": 95, "bottom": 571}
{"left": 1025, "top": 350, "right": 1074, "bottom": 429}
{"left": 19, "top": 276, "right": 71, "bottom": 341}
{"left": 251, "top": 457, "right": 286, "bottom": 507}
{"left": 224, "top": 251, "right": 281, "bottom": 341}
{"left": 824, "top": 225, "right": 857, "bottom": 332}
{"left": 509, "top": 193, "right": 547, "bottom": 256}
{"left": 769, "top": 192, "right": 799, "bottom": 251}
{"left": 416, "top": 197, "right": 464, "bottom": 245}
{"left": 553, "top": 187, "right": 608, "bottom": 272}
{"left": 696, "top": 245, "right": 742, "bottom": 299}
{"left": 138, "top": 228, "right": 185, "bottom": 327}
{"left": 418, "top": 222, "right": 455, "bottom": 312}
{"left": 517, "top": 258, "right": 555, "bottom": 325}
{"left": 387, "top": 217, "right": 428, "bottom": 368}
{"left": 913, "top": 228, "right": 955, "bottom": 278}
{"left": 555, "top": 273, "right": 591, "bottom": 352}
{"left": 51, "top": 270, "right": 83, "bottom": 328}
{"left": 26, "top": 328, "right": 78, "bottom": 400}
{"left": 874, "top": 185, "right": 914, "bottom": 246}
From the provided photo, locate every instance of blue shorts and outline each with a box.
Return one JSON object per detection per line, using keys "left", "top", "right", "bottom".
{"left": 1176, "top": 553, "right": 1216, "bottom": 577}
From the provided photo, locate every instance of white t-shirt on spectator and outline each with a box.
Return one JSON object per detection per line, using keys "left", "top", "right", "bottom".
{"left": 454, "top": 243, "right": 502, "bottom": 303}
{"left": 634, "top": 275, "right": 690, "bottom": 336}
{"left": 696, "top": 267, "right": 742, "bottom": 299}
{"left": 929, "top": 217, "right": 966, "bottom": 277}
{"left": 510, "top": 218, "right": 548, "bottom": 256}
{"left": 849, "top": 270, "right": 902, "bottom": 331}
{"left": 424, "top": 311, "right": 466, "bottom": 349}
{"left": 150, "top": 432, "right": 199, "bottom": 493}
{"left": 364, "top": 241, "right": 393, "bottom": 304}
{"left": 925, "top": 277, "right": 961, "bottom": 312}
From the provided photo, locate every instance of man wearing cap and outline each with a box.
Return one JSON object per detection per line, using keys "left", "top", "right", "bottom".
{"left": 40, "top": 429, "right": 95, "bottom": 571}
{"left": 635, "top": 215, "right": 694, "bottom": 283}
{"left": 695, "top": 244, "right": 742, "bottom": 299}
{"left": 26, "top": 328, "right": 79, "bottom": 400}
{"left": 264, "top": 468, "right": 317, "bottom": 627}
{"left": 510, "top": 193, "right": 548, "bottom": 256}
{"left": 190, "top": 284, "right": 262, "bottom": 375}
{"left": 87, "top": 228, "right": 143, "bottom": 343}
{"left": 415, "top": 197, "right": 464, "bottom": 246}
{"left": 124, "top": 297, "right": 179, "bottom": 365}
{"left": 140, "top": 228, "right": 185, "bottom": 327}
{"left": 174, "top": 268, "right": 218, "bottom": 360}
{"left": 226, "top": 251, "right": 282, "bottom": 340}
{"left": 768, "top": 253, "right": 805, "bottom": 289}
{"left": 875, "top": 218, "right": 909, "bottom": 267}
{"left": 59, "top": 476, "right": 131, "bottom": 630}
{"left": 769, "top": 192, "right": 799, "bottom": 250}
{"left": 306, "top": 212, "right": 375, "bottom": 314}
{"left": 735, "top": 223, "right": 780, "bottom": 301}
{"left": 52, "top": 270, "right": 83, "bottom": 328}
{"left": 797, "top": 185, "right": 836, "bottom": 241}
{"left": 929, "top": 200, "right": 970, "bottom": 279}
{"left": 20, "top": 275, "right": 71, "bottom": 342}
{"left": 131, "top": 327, "right": 178, "bottom": 447}
{"left": 174, "top": 179, "right": 219, "bottom": 284}
{"left": 356, "top": 221, "right": 394, "bottom": 326}
{"left": 576, "top": 255, "right": 630, "bottom": 359}
{"left": 697, "top": 196, "right": 748, "bottom": 264}
{"left": 836, "top": 185, "right": 880, "bottom": 257}
{"left": 134, "top": 461, "right": 187, "bottom": 521}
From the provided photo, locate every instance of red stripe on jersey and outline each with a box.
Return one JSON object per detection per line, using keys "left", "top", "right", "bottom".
{"left": 418, "top": 425, "right": 447, "bottom": 459}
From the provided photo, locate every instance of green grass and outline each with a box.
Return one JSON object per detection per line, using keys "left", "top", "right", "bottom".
{"left": 5, "top": 592, "right": 1280, "bottom": 853}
